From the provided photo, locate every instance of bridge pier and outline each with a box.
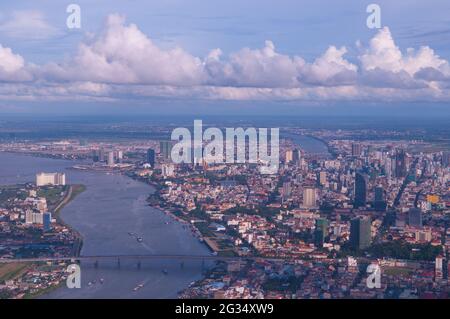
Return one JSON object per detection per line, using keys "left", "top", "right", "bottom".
{"left": 180, "top": 261, "right": 184, "bottom": 269}
{"left": 137, "top": 261, "right": 141, "bottom": 270}
{"left": 117, "top": 258, "right": 121, "bottom": 268}
{"left": 94, "top": 260, "right": 98, "bottom": 268}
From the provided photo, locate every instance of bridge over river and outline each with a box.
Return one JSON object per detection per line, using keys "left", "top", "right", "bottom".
{"left": 0, "top": 254, "right": 289, "bottom": 264}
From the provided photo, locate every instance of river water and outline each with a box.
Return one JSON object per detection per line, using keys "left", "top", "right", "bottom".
{"left": 285, "top": 133, "right": 331, "bottom": 156}
{"left": 0, "top": 152, "right": 209, "bottom": 298}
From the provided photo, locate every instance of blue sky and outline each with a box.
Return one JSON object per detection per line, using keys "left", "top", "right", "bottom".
{"left": 1, "top": 0, "right": 450, "bottom": 114}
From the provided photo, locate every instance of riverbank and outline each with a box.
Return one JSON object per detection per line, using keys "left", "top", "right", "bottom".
{"left": 53, "top": 184, "right": 86, "bottom": 257}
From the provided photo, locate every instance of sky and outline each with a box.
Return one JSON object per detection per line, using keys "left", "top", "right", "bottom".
{"left": 1, "top": 0, "right": 450, "bottom": 115}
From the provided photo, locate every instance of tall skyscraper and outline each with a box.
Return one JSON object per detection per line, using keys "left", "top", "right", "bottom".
{"left": 285, "top": 150, "right": 293, "bottom": 163}
{"left": 282, "top": 181, "right": 291, "bottom": 199}
{"left": 374, "top": 185, "right": 386, "bottom": 211}
{"left": 352, "top": 143, "right": 362, "bottom": 157}
{"left": 395, "top": 149, "right": 407, "bottom": 178}
{"left": 116, "top": 150, "right": 123, "bottom": 163}
{"left": 107, "top": 151, "right": 115, "bottom": 166}
{"left": 98, "top": 148, "right": 105, "bottom": 162}
{"left": 319, "top": 171, "right": 327, "bottom": 186}
{"left": 92, "top": 149, "right": 100, "bottom": 162}
{"left": 408, "top": 208, "right": 422, "bottom": 228}
{"left": 435, "top": 255, "right": 444, "bottom": 281}
{"left": 160, "top": 141, "right": 173, "bottom": 162}
{"left": 293, "top": 149, "right": 301, "bottom": 163}
{"left": 350, "top": 216, "right": 371, "bottom": 250}
{"left": 147, "top": 148, "right": 156, "bottom": 167}
{"left": 303, "top": 187, "right": 316, "bottom": 208}
{"left": 442, "top": 151, "right": 450, "bottom": 167}
{"left": 314, "top": 218, "right": 329, "bottom": 246}
{"left": 354, "top": 172, "right": 368, "bottom": 208}
{"left": 43, "top": 212, "right": 52, "bottom": 232}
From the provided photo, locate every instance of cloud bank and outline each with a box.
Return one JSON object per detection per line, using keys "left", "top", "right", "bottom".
{"left": 1, "top": 14, "right": 450, "bottom": 103}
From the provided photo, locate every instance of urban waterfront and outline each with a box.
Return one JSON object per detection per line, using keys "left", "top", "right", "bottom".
{"left": 0, "top": 135, "right": 330, "bottom": 298}
{"left": 0, "top": 152, "right": 210, "bottom": 298}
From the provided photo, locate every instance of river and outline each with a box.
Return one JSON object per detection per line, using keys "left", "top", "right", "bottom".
{"left": 284, "top": 133, "right": 331, "bottom": 157}
{"left": 0, "top": 152, "right": 210, "bottom": 299}
{"left": 0, "top": 134, "right": 329, "bottom": 298}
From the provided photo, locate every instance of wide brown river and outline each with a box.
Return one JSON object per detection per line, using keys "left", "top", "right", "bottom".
{"left": 0, "top": 152, "right": 210, "bottom": 298}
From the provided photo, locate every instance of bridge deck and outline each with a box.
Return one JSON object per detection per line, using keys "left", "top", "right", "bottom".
{"left": 0, "top": 254, "right": 290, "bottom": 263}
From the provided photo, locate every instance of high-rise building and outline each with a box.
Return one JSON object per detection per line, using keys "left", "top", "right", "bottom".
{"left": 350, "top": 216, "right": 371, "bottom": 250}
{"left": 314, "top": 218, "right": 329, "bottom": 246}
{"left": 374, "top": 186, "right": 386, "bottom": 211}
{"left": 107, "top": 151, "right": 115, "bottom": 166}
{"left": 25, "top": 210, "right": 33, "bottom": 224}
{"left": 293, "top": 149, "right": 301, "bottom": 163}
{"left": 282, "top": 182, "right": 291, "bottom": 199}
{"left": 354, "top": 172, "right": 368, "bottom": 208}
{"left": 303, "top": 187, "right": 316, "bottom": 208}
{"left": 98, "top": 148, "right": 105, "bottom": 162}
{"left": 319, "top": 171, "right": 327, "bottom": 186}
{"left": 442, "top": 151, "right": 450, "bottom": 167}
{"left": 160, "top": 141, "right": 173, "bottom": 162}
{"left": 36, "top": 173, "right": 66, "bottom": 186}
{"left": 285, "top": 150, "right": 293, "bottom": 163}
{"left": 352, "top": 143, "right": 362, "bottom": 157}
{"left": 92, "top": 149, "right": 100, "bottom": 162}
{"left": 385, "top": 157, "right": 393, "bottom": 179}
{"left": 147, "top": 148, "right": 156, "bottom": 167}
{"left": 25, "top": 211, "right": 44, "bottom": 224}
{"left": 435, "top": 255, "right": 444, "bottom": 281}
{"left": 116, "top": 150, "right": 123, "bottom": 163}
{"left": 395, "top": 149, "right": 407, "bottom": 178}
{"left": 43, "top": 212, "right": 52, "bottom": 232}
{"left": 408, "top": 208, "right": 422, "bottom": 228}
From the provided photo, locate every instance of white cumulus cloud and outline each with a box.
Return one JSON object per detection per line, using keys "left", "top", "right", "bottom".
{"left": 0, "top": 16, "right": 450, "bottom": 103}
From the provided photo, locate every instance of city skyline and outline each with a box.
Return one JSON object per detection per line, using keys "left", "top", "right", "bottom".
{"left": 0, "top": 0, "right": 448, "bottom": 303}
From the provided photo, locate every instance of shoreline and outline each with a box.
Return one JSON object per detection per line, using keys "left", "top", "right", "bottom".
{"left": 35, "top": 184, "right": 86, "bottom": 298}
{"left": 53, "top": 184, "right": 86, "bottom": 257}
